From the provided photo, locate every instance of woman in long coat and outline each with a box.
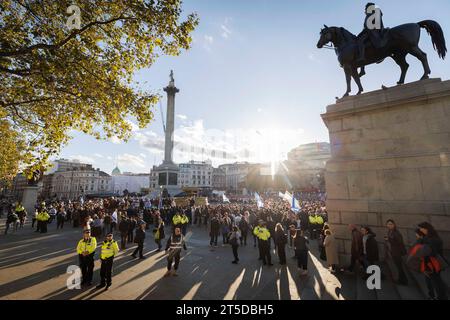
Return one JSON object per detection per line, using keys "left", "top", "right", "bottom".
{"left": 323, "top": 229, "right": 339, "bottom": 272}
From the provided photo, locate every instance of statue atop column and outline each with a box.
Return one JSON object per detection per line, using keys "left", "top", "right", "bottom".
{"left": 169, "top": 70, "right": 175, "bottom": 86}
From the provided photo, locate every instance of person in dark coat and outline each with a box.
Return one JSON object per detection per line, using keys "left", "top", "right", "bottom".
{"left": 132, "top": 223, "right": 146, "bottom": 259}
{"left": 294, "top": 229, "right": 309, "bottom": 275}
{"left": 238, "top": 213, "right": 249, "bottom": 246}
{"left": 384, "top": 219, "right": 408, "bottom": 285}
{"left": 118, "top": 215, "right": 130, "bottom": 250}
{"left": 266, "top": 216, "right": 276, "bottom": 247}
{"left": 417, "top": 222, "right": 448, "bottom": 300}
{"left": 347, "top": 224, "right": 363, "bottom": 272}
{"left": 274, "top": 223, "right": 287, "bottom": 265}
{"left": 361, "top": 226, "right": 379, "bottom": 279}
{"left": 127, "top": 216, "right": 137, "bottom": 244}
{"left": 210, "top": 214, "right": 220, "bottom": 247}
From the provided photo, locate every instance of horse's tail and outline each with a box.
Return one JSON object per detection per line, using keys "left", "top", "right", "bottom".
{"left": 418, "top": 20, "right": 447, "bottom": 59}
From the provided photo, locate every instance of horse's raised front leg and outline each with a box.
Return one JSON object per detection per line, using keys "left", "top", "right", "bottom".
{"left": 342, "top": 67, "right": 351, "bottom": 98}
{"left": 351, "top": 67, "right": 364, "bottom": 95}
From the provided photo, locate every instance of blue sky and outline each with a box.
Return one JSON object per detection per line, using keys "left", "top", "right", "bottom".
{"left": 58, "top": 0, "right": 450, "bottom": 173}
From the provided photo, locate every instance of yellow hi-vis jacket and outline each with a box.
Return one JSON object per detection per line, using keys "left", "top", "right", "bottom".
{"left": 181, "top": 215, "right": 189, "bottom": 225}
{"left": 100, "top": 240, "right": 119, "bottom": 260}
{"left": 253, "top": 226, "right": 271, "bottom": 241}
{"left": 77, "top": 237, "right": 97, "bottom": 255}
{"left": 15, "top": 205, "right": 25, "bottom": 213}
{"left": 315, "top": 215, "right": 324, "bottom": 225}
{"left": 37, "top": 211, "right": 50, "bottom": 222}
{"left": 172, "top": 215, "right": 182, "bottom": 225}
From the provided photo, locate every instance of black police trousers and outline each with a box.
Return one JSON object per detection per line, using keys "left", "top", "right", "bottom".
{"left": 259, "top": 240, "right": 271, "bottom": 265}
{"left": 79, "top": 253, "right": 94, "bottom": 284}
{"left": 167, "top": 250, "right": 181, "bottom": 271}
{"left": 99, "top": 257, "right": 114, "bottom": 286}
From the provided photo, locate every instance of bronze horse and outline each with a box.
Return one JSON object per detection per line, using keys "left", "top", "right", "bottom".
{"left": 317, "top": 20, "right": 447, "bottom": 98}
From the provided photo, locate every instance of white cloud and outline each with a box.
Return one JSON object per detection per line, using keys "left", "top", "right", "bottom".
{"left": 176, "top": 114, "right": 188, "bottom": 121}
{"left": 257, "top": 108, "right": 263, "bottom": 113}
{"left": 221, "top": 25, "right": 232, "bottom": 39}
{"left": 94, "top": 153, "right": 104, "bottom": 158}
{"left": 118, "top": 153, "right": 146, "bottom": 169}
{"left": 203, "top": 35, "right": 214, "bottom": 51}
{"left": 134, "top": 131, "right": 165, "bottom": 156}
{"left": 139, "top": 153, "right": 147, "bottom": 158}
{"left": 69, "top": 155, "right": 95, "bottom": 164}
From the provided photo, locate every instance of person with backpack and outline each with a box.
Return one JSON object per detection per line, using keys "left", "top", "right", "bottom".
{"left": 408, "top": 223, "right": 448, "bottom": 300}
{"left": 228, "top": 226, "right": 241, "bottom": 264}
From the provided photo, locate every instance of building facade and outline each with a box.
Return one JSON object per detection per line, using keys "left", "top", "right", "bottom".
{"left": 218, "top": 162, "right": 254, "bottom": 192}
{"left": 111, "top": 169, "right": 150, "bottom": 195}
{"left": 284, "top": 142, "right": 331, "bottom": 191}
{"left": 178, "top": 160, "right": 213, "bottom": 188}
{"left": 212, "top": 167, "right": 226, "bottom": 190}
{"left": 51, "top": 166, "right": 112, "bottom": 200}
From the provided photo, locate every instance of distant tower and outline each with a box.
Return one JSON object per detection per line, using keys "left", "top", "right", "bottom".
{"left": 163, "top": 70, "right": 179, "bottom": 165}
{"left": 150, "top": 71, "right": 182, "bottom": 197}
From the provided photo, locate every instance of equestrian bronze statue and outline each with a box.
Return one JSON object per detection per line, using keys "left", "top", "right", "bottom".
{"left": 317, "top": 11, "right": 447, "bottom": 98}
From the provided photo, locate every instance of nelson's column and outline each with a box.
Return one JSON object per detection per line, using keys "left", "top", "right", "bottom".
{"left": 152, "top": 71, "right": 182, "bottom": 197}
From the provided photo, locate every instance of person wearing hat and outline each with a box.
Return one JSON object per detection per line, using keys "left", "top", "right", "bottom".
{"left": 36, "top": 202, "right": 50, "bottom": 233}
{"left": 253, "top": 220, "right": 273, "bottom": 266}
{"left": 97, "top": 233, "right": 119, "bottom": 290}
{"left": 76, "top": 229, "right": 97, "bottom": 286}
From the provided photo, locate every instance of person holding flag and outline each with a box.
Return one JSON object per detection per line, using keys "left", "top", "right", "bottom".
{"left": 223, "top": 194, "right": 230, "bottom": 204}
{"left": 255, "top": 192, "right": 264, "bottom": 209}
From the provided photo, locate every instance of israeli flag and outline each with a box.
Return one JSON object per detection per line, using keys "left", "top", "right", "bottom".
{"left": 255, "top": 192, "right": 264, "bottom": 208}
{"left": 291, "top": 194, "right": 301, "bottom": 212}
{"left": 223, "top": 194, "right": 230, "bottom": 203}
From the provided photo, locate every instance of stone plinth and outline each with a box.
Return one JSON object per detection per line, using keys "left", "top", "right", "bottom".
{"left": 321, "top": 79, "right": 450, "bottom": 265}
{"left": 22, "top": 186, "right": 38, "bottom": 216}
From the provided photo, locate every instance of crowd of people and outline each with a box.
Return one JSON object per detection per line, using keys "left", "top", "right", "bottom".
{"left": 1, "top": 192, "right": 448, "bottom": 300}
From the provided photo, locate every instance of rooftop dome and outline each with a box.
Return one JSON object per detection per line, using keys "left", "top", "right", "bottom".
{"left": 111, "top": 166, "right": 121, "bottom": 176}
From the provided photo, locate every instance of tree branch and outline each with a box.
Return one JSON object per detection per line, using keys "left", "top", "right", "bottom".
{"left": 0, "top": 16, "right": 137, "bottom": 58}
{"left": 0, "top": 65, "right": 33, "bottom": 76}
